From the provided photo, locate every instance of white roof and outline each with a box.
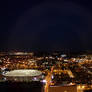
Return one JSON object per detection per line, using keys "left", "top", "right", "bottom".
{"left": 4, "top": 69, "right": 42, "bottom": 77}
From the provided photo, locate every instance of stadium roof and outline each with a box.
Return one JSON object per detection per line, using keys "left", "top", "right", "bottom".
{"left": 4, "top": 69, "right": 42, "bottom": 77}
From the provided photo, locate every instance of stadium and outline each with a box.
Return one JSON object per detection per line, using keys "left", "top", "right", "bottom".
{"left": 4, "top": 69, "right": 42, "bottom": 82}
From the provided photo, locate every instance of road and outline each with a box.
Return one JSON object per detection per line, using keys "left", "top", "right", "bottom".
{"left": 67, "top": 70, "right": 75, "bottom": 78}
{"left": 44, "top": 66, "right": 54, "bottom": 92}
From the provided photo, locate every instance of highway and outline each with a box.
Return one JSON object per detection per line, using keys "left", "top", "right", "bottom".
{"left": 67, "top": 70, "right": 75, "bottom": 78}
{"left": 44, "top": 66, "right": 54, "bottom": 92}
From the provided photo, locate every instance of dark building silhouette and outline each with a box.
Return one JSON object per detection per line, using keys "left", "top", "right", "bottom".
{"left": 0, "top": 81, "right": 43, "bottom": 92}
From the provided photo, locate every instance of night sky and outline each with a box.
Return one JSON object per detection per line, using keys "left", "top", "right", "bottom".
{"left": 1, "top": 0, "right": 92, "bottom": 51}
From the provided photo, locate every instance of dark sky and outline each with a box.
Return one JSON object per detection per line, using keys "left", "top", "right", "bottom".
{"left": 1, "top": 0, "right": 92, "bottom": 51}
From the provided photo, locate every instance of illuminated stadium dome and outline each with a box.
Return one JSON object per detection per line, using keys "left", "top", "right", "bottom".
{"left": 4, "top": 69, "right": 42, "bottom": 81}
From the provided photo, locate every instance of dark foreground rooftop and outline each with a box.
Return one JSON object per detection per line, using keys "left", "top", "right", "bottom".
{"left": 0, "top": 81, "right": 43, "bottom": 92}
